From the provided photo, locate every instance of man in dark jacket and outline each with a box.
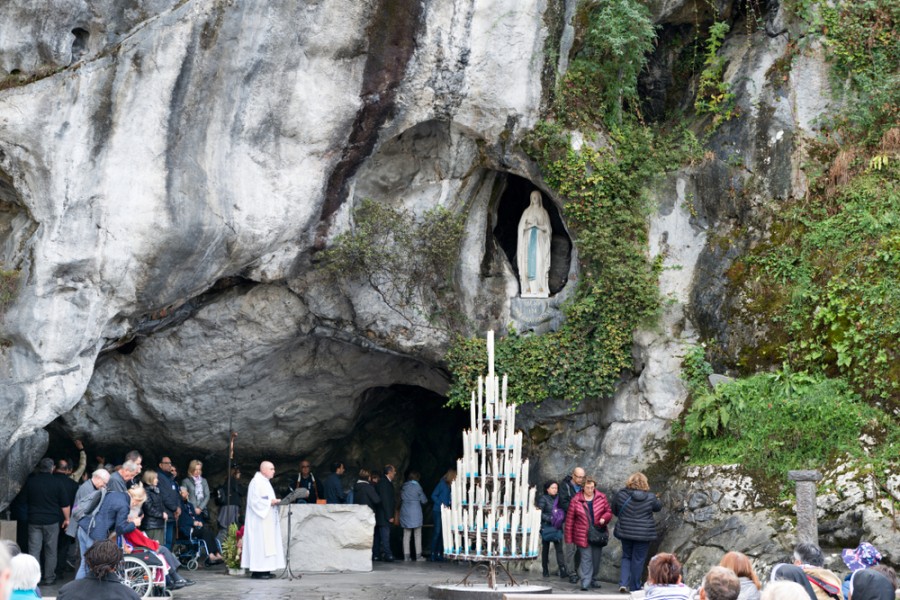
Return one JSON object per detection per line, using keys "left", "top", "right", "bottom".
{"left": 77, "top": 488, "right": 136, "bottom": 579}
{"left": 323, "top": 462, "right": 347, "bottom": 504}
{"left": 374, "top": 465, "right": 397, "bottom": 562}
{"left": 352, "top": 468, "right": 382, "bottom": 560}
{"left": 54, "top": 458, "right": 81, "bottom": 579}
{"left": 157, "top": 456, "right": 182, "bottom": 549}
{"left": 24, "top": 457, "right": 71, "bottom": 586}
{"left": 558, "top": 466, "right": 585, "bottom": 584}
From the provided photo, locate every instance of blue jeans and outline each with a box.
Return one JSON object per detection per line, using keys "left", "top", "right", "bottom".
{"left": 75, "top": 528, "right": 94, "bottom": 580}
{"left": 619, "top": 539, "right": 650, "bottom": 591}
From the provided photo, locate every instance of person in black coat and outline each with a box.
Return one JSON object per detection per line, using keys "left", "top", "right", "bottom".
{"left": 612, "top": 472, "right": 662, "bottom": 592}
{"left": 156, "top": 457, "right": 182, "bottom": 550}
{"left": 537, "top": 480, "right": 567, "bottom": 579}
{"left": 374, "top": 465, "right": 397, "bottom": 562}
{"left": 352, "top": 468, "right": 382, "bottom": 560}
{"left": 59, "top": 539, "right": 141, "bottom": 600}
{"left": 140, "top": 470, "right": 167, "bottom": 545}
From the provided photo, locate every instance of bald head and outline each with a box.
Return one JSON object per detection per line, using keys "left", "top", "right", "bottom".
{"left": 572, "top": 467, "right": 586, "bottom": 485}
{"left": 260, "top": 461, "right": 275, "bottom": 479}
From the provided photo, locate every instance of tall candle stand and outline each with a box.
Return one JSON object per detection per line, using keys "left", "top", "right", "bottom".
{"left": 439, "top": 331, "right": 542, "bottom": 590}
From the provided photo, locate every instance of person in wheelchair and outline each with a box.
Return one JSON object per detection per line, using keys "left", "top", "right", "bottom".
{"left": 178, "top": 486, "right": 224, "bottom": 564}
{"left": 125, "top": 487, "right": 195, "bottom": 590}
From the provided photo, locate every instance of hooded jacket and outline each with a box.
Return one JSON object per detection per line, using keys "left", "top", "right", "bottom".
{"left": 612, "top": 487, "right": 661, "bottom": 542}
{"left": 848, "top": 569, "right": 894, "bottom": 600}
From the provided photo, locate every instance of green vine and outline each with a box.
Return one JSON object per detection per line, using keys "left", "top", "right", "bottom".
{"left": 694, "top": 21, "right": 737, "bottom": 128}
{"left": 321, "top": 199, "right": 467, "bottom": 332}
{"left": 447, "top": 122, "right": 699, "bottom": 407}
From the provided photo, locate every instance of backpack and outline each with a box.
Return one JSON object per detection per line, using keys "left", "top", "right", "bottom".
{"left": 550, "top": 496, "right": 565, "bottom": 529}
{"left": 72, "top": 487, "right": 105, "bottom": 522}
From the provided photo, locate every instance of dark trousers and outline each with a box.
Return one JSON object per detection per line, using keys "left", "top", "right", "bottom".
{"left": 541, "top": 539, "right": 564, "bottom": 574}
{"left": 619, "top": 539, "right": 650, "bottom": 591}
{"left": 164, "top": 521, "right": 175, "bottom": 549}
{"left": 56, "top": 531, "right": 74, "bottom": 576}
{"left": 373, "top": 525, "right": 392, "bottom": 559}
{"left": 430, "top": 510, "right": 443, "bottom": 557}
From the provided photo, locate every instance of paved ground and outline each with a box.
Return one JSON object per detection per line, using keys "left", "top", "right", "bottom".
{"left": 43, "top": 560, "right": 623, "bottom": 599}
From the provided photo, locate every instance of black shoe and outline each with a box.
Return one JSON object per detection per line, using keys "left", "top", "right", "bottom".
{"left": 250, "top": 571, "right": 273, "bottom": 579}
{"left": 383, "top": 555, "right": 395, "bottom": 563}
{"left": 570, "top": 575, "right": 580, "bottom": 584}
{"left": 543, "top": 569, "right": 550, "bottom": 578}
{"left": 620, "top": 586, "right": 629, "bottom": 593}
{"left": 172, "top": 580, "right": 186, "bottom": 590}
{"left": 582, "top": 584, "right": 590, "bottom": 591}
{"left": 560, "top": 567, "right": 569, "bottom": 579}
{"left": 181, "top": 578, "right": 196, "bottom": 587}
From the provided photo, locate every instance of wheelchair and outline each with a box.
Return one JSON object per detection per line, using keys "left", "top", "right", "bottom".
{"left": 118, "top": 543, "right": 170, "bottom": 598}
{"left": 173, "top": 525, "right": 220, "bottom": 571}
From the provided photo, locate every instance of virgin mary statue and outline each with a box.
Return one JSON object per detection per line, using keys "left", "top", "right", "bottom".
{"left": 516, "top": 191, "right": 551, "bottom": 298}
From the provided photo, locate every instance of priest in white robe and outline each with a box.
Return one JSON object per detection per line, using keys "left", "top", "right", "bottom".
{"left": 242, "top": 461, "right": 285, "bottom": 577}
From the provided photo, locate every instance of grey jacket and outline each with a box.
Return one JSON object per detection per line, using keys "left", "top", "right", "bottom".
{"left": 399, "top": 481, "right": 428, "bottom": 529}
{"left": 182, "top": 477, "right": 211, "bottom": 512}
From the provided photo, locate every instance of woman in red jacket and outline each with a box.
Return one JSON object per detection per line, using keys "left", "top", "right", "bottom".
{"left": 564, "top": 477, "right": 612, "bottom": 591}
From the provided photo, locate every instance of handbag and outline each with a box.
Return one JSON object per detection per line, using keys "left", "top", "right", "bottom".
{"left": 584, "top": 504, "right": 609, "bottom": 547}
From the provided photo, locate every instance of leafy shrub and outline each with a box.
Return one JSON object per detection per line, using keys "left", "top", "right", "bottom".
{"left": 556, "top": 0, "right": 656, "bottom": 128}
{"left": 678, "top": 348, "right": 898, "bottom": 499}
{"left": 322, "top": 199, "right": 466, "bottom": 331}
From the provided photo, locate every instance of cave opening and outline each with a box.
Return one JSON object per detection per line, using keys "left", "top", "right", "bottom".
{"left": 493, "top": 174, "right": 571, "bottom": 296}
{"left": 43, "top": 384, "right": 467, "bottom": 502}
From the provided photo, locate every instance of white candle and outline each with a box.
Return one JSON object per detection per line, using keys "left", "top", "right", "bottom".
{"left": 441, "top": 506, "right": 450, "bottom": 552}
{"left": 487, "top": 330, "right": 494, "bottom": 375}
{"left": 502, "top": 373, "right": 508, "bottom": 402}
{"left": 476, "top": 508, "right": 482, "bottom": 555}
{"left": 527, "top": 485, "right": 536, "bottom": 510}
{"left": 509, "top": 405, "right": 516, "bottom": 443}
{"left": 470, "top": 392, "right": 476, "bottom": 430}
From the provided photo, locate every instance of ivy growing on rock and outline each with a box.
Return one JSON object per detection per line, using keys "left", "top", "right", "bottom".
{"left": 322, "top": 199, "right": 466, "bottom": 332}
{"left": 447, "top": 122, "right": 698, "bottom": 407}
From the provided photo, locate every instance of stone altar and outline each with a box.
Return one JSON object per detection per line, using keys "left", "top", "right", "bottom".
{"left": 279, "top": 504, "right": 375, "bottom": 573}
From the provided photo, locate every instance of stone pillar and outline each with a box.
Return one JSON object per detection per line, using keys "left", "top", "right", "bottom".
{"left": 788, "top": 470, "right": 822, "bottom": 545}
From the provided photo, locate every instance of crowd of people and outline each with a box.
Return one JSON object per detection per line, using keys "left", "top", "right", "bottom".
{"left": 2, "top": 446, "right": 897, "bottom": 600}
{"left": 6, "top": 440, "right": 243, "bottom": 597}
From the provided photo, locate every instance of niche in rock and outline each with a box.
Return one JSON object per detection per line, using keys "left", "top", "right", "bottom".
{"left": 493, "top": 175, "right": 571, "bottom": 297}
{"left": 71, "top": 28, "right": 89, "bottom": 62}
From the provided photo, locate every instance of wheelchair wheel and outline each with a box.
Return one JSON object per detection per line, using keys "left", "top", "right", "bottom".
{"left": 120, "top": 555, "right": 154, "bottom": 599}
{"left": 187, "top": 557, "right": 199, "bottom": 571}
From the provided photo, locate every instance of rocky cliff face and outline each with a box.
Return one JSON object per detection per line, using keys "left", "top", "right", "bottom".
{"left": 0, "top": 0, "right": 889, "bottom": 572}
{"left": 0, "top": 0, "right": 551, "bottom": 504}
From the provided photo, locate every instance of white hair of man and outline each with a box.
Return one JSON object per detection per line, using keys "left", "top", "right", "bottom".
{"left": 92, "top": 468, "right": 110, "bottom": 485}
{"left": 120, "top": 460, "right": 140, "bottom": 474}
{"left": 9, "top": 553, "right": 41, "bottom": 592}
